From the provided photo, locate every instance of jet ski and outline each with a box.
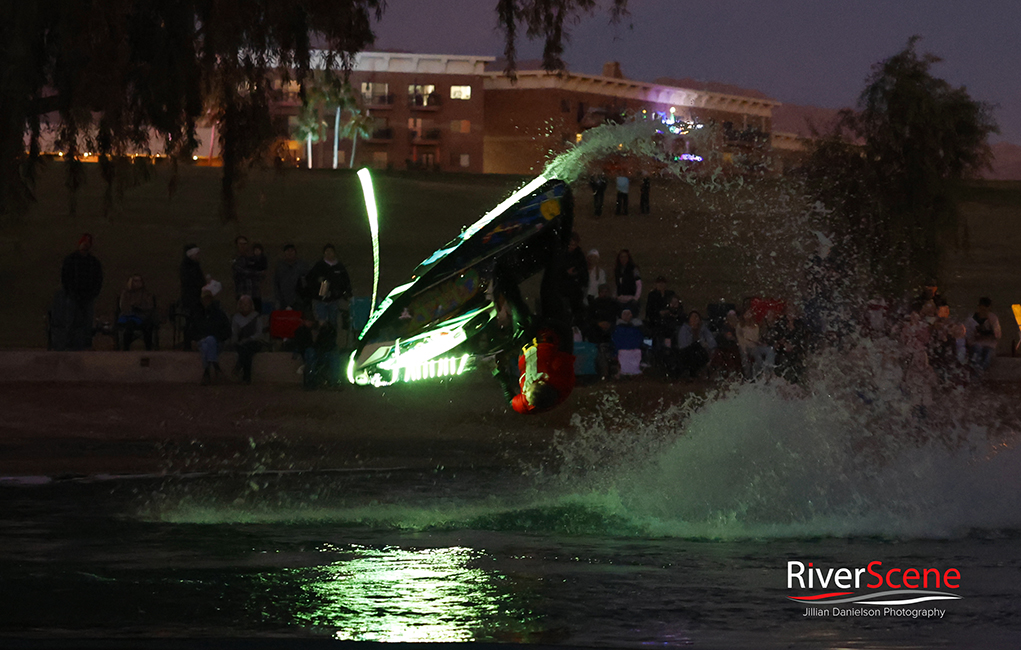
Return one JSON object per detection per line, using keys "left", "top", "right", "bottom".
{"left": 347, "top": 175, "right": 572, "bottom": 387}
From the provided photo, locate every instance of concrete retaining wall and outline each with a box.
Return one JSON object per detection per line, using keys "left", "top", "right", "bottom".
{"left": 0, "top": 351, "right": 1016, "bottom": 384}
{"left": 0, "top": 351, "right": 303, "bottom": 384}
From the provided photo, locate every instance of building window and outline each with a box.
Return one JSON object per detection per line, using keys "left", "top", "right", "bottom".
{"left": 450, "top": 85, "right": 472, "bottom": 100}
{"left": 370, "top": 117, "right": 391, "bottom": 140}
{"left": 409, "top": 84, "right": 438, "bottom": 107}
{"left": 361, "top": 82, "right": 391, "bottom": 105}
{"left": 372, "top": 151, "right": 388, "bottom": 168}
{"left": 561, "top": 99, "right": 571, "bottom": 113}
{"left": 450, "top": 120, "right": 470, "bottom": 134}
{"left": 460, "top": 154, "right": 470, "bottom": 168}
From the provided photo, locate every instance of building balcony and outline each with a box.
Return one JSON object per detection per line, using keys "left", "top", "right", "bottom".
{"left": 366, "top": 128, "right": 394, "bottom": 142}
{"left": 410, "top": 93, "right": 442, "bottom": 110}
{"left": 410, "top": 128, "right": 442, "bottom": 144}
{"left": 363, "top": 94, "right": 396, "bottom": 109}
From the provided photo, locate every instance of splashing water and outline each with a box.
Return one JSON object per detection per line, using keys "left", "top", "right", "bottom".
{"left": 147, "top": 118, "right": 1020, "bottom": 543}
{"left": 536, "top": 364, "right": 1021, "bottom": 540}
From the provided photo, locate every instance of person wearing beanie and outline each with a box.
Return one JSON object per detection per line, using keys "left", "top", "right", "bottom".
{"left": 56, "top": 233, "right": 103, "bottom": 350}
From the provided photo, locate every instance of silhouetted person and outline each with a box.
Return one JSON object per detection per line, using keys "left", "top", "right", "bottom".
{"left": 179, "top": 243, "right": 206, "bottom": 350}
{"left": 57, "top": 233, "right": 104, "bottom": 350}
{"left": 639, "top": 175, "right": 651, "bottom": 214}
{"left": 274, "top": 244, "right": 310, "bottom": 311}
{"left": 615, "top": 175, "right": 629, "bottom": 215}
{"left": 589, "top": 173, "right": 607, "bottom": 216}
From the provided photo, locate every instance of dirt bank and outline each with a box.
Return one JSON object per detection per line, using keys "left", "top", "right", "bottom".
{"left": 0, "top": 377, "right": 700, "bottom": 478}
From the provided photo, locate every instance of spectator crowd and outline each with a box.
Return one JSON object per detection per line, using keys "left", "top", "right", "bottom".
{"left": 50, "top": 232, "right": 353, "bottom": 389}
{"left": 49, "top": 229, "right": 1015, "bottom": 394}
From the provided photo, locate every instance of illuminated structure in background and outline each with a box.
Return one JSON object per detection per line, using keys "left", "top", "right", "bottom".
{"left": 482, "top": 63, "right": 779, "bottom": 174}
{"left": 275, "top": 52, "right": 493, "bottom": 172}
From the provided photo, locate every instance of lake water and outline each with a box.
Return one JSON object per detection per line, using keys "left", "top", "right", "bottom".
{"left": 3, "top": 378, "right": 1020, "bottom": 649}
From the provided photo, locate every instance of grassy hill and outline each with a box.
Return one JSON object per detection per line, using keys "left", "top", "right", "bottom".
{"left": 1, "top": 161, "right": 1019, "bottom": 349}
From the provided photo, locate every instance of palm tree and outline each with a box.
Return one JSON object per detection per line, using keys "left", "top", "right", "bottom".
{"left": 338, "top": 102, "right": 373, "bottom": 169}
{"left": 293, "top": 99, "right": 327, "bottom": 169}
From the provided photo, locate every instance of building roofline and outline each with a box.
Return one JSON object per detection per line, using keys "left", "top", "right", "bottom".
{"left": 309, "top": 50, "right": 495, "bottom": 74}
{"left": 484, "top": 69, "right": 781, "bottom": 114}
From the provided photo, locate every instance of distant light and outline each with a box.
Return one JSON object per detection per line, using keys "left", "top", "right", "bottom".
{"left": 192, "top": 155, "right": 198, "bottom": 160}
{"left": 670, "top": 106, "right": 676, "bottom": 114}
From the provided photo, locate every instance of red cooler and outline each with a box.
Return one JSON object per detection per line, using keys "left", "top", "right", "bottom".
{"left": 270, "top": 310, "right": 303, "bottom": 339}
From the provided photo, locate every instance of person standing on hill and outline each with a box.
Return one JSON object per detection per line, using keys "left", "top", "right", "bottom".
{"left": 274, "top": 244, "right": 310, "bottom": 311}
{"left": 561, "top": 232, "right": 588, "bottom": 325}
{"left": 614, "top": 174, "right": 630, "bottom": 216}
{"left": 304, "top": 244, "right": 352, "bottom": 331}
{"left": 588, "top": 173, "right": 607, "bottom": 217}
{"left": 59, "top": 233, "right": 104, "bottom": 350}
{"left": 179, "top": 244, "right": 206, "bottom": 351}
{"left": 639, "top": 175, "right": 651, "bottom": 214}
{"left": 231, "top": 235, "right": 260, "bottom": 304}
{"left": 249, "top": 242, "right": 268, "bottom": 312}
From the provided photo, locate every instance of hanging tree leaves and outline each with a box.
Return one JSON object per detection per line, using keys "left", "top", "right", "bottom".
{"left": 0, "top": 0, "right": 382, "bottom": 220}
{"left": 1, "top": 0, "right": 630, "bottom": 219}
{"left": 495, "top": 0, "right": 630, "bottom": 75}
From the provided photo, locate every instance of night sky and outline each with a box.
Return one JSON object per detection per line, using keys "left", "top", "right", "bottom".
{"left": 372, "top": 0, "right": 1020, "bottom": 144}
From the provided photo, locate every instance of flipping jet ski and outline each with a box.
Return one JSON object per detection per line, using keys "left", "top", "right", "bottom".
{"left": 347, "top": 173, "right": 573, "bottom": 388}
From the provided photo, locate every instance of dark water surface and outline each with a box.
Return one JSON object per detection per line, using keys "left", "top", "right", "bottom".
{"left": 2, "top": 467, "right": 1020, "bottom": 649}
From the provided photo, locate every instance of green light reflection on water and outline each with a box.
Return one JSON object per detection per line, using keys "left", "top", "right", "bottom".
{"left": 281, "top": 545, "right": 537, "bottom": 642}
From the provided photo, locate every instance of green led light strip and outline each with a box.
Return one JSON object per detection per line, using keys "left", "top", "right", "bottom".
{"left": 357, "top": 168, "right": 381, "bottom": 313}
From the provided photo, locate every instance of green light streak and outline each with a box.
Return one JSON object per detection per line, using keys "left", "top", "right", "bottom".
{"left": 356, "top": 175, "right": 547, "bottom": 341}
{"left": 357, "top": 167, "right": 381, "bottom": 313}
{"left": 461, "top": 174, "right": 548, "bottom": 240}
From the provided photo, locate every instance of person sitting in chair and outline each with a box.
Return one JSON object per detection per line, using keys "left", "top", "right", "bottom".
{"left": 118, "top": 275, "right": 157, "bottom": 350}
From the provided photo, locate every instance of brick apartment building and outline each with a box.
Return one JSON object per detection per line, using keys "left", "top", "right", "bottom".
{"left": 277, "top": 52, "right": 493, "bottom": 173}
{"left": 482, "top": 62, "right": 780, "bottom": 174}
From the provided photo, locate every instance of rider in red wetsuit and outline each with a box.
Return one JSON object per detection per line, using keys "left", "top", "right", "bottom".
{"left": 492, "top": 188, "right": 577, "bottom": 414}
{"left": 510, "top": 327, "right": 576, "bottom": 414}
